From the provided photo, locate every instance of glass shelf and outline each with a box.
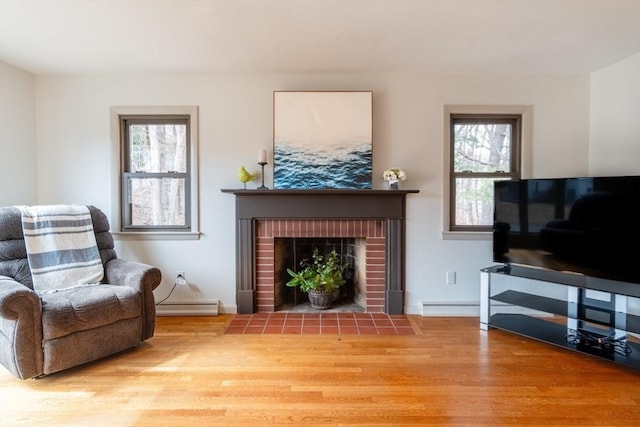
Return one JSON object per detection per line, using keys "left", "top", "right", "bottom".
{"left": 481, "top": 265, "right": 640, "bottom": 370}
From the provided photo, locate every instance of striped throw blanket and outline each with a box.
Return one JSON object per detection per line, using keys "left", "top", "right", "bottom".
{"left": 18, "top": 205, "right": 104, "bottom": 293}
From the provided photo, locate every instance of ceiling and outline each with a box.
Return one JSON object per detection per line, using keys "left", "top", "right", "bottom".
{"left": 1, "top": 0, "right": 639, "bottom": 76}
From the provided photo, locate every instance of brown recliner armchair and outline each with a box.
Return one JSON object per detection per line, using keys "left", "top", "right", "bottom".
{"left": 0, "top": 205, "right": 162, "bottom": 379}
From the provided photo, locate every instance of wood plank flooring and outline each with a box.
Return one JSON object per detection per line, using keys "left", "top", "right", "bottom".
{"left": 1, "top": 315, "right": 639, "bottom": 426}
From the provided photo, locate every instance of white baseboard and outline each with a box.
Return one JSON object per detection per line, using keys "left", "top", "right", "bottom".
{"left": 404, "top": 304, "right": 426, "bottom": 315}
{"left": 421, "top": 301, "right": 550, "bottom": 317}
{"left": 422, "top": 302, "right": 480, "bottom": 317}
{"left": 155, "top": 301, "right": 546, "bottom": 317}
{"left": 156, "top": 300, "right": 236, "bottom": 316}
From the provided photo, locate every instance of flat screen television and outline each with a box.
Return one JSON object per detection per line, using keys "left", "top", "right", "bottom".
{"left": 493, "top": 175, "right": 640, "bottom": 285}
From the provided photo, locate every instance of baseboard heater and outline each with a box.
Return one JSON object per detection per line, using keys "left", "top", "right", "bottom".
{"left": 156, "top": 300, "right": 219, "bottom": 316}
{"left": 422, "top": 301, "right": 551, "bottom": 317}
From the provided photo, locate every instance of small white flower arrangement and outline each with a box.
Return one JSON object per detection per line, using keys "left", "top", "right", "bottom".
{"left": 383, "top": 168, "right": 407, "bottom": 182}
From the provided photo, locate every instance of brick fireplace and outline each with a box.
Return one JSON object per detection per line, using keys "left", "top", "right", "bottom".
{"left": 222, "top": 189, "right": 418, "bottom": 314}
{"left": 257, "top": 219, "right": 385, "bottom": 312}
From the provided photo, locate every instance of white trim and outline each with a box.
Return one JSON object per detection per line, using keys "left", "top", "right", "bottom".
{"left": 442, "top": 105, "right": 533, "bottom": 241}
{"left": 441, "top": 231, "right": 492, "bottom": 241}
{"left": 112, "top": 231, "right": 201, "bottom": 241}
{"left": 422, "top": 301, "right": 548, "bottom": 317}
{"left": 156, "top": 300, "right": 231, "bottom": 316}
{"left": 109, "top": 106, "right": 200, "bottom": 240}
{"left": 404, "top": 304, "right": 425, "bottom": 315}
{"left": 422, "top": 302, "right": 480, "bottom": 317}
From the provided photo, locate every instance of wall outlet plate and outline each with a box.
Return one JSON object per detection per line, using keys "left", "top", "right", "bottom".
{"left": 175, "top": 271, "right": 187, "bottom": 286}
{"left": 446, "top": 271, "right": 456, "bottom": 285}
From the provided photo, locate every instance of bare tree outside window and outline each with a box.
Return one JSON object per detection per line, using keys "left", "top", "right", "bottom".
{"left": 121, "top": 116, "right": 190, "bottom": 231}
{"left": 450, "top": 115, "right": 521, "bottom": 231}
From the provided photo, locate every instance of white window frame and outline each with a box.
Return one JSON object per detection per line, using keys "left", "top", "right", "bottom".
{"left": 442, "top": 105, "right": 532, "bottom": 241}
{"left": 110, "top": 106, "right": 200, "bottom": 240}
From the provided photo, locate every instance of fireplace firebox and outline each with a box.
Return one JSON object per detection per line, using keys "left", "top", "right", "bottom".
{"left": 275, "top": 237, "right": 357, "bottom": 311}
{"left": 222, "top": 189, "right": 419, "bottom": 314}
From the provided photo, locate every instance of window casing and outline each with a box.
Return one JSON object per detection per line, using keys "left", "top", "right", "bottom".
{"left": 449, "top": 114, "right": 522, "bottom": 232}
{"left": 111, "top": 106, "right": 199, "bottom": 239}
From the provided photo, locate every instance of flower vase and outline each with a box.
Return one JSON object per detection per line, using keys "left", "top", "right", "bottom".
{"left": 388, "top": 180, "right": 400, "bottom": 190}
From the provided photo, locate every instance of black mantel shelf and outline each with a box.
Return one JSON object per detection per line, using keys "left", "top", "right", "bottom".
{"left": 222, "top": 188, "right": 419, "bottom": 220}
{"left": 222, "top": 188, "right": 419, "bottom": 314}
{"left": 221, "top": 189, "right": 419, "bottom": 195}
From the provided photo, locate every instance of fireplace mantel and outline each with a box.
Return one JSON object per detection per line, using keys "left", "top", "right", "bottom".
{"left": 222, "top": 189, "right": 419, "bottom": 314}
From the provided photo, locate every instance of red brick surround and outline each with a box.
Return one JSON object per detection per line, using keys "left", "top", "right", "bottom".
{"left": 255, "top": 219, "right": 386, "bottom": 313}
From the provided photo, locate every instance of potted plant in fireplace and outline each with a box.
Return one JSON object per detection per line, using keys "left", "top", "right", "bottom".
{"left": 286, "top": 248, "right": 349, "bottom": 310}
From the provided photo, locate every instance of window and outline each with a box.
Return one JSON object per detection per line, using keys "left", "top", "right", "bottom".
{"left": 448, "top": 113, "right": 522, "bottom": 233}
{"left": 121, "top": 115, "right": 190, "bottom": 230}
{"left": 111, "top": 106, "right": 199, "bottom": 238}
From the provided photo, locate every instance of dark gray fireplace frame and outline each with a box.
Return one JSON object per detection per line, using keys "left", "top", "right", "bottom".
{"left": 222, "top": 189, "right": 419, "bottom": 314}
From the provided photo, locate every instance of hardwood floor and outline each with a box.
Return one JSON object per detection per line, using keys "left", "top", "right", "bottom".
{"left": 1, "top": 315, "right": 639, "bottom": 426}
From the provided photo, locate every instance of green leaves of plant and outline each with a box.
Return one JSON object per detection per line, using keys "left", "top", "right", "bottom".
{"left": 285, "top": 248, "right": 348, "bottom": 293}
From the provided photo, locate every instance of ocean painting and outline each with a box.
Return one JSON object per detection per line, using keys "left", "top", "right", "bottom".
{"left": 273, "top": 91, "right": 372, "bottom": 189}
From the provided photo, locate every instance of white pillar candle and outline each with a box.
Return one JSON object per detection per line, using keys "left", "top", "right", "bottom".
{"left": 259, "top": 149, "right": 267, "bottom": 163}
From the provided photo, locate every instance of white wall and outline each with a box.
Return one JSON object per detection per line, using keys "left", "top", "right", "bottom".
{"left": 0, "top": 61, "right": 37, "bottom": 205}
{"left": 31, "top": 72, "right": 591, "bottom": 314}
{"left": 589, "top": 52, "right": 640, "bottom": 176}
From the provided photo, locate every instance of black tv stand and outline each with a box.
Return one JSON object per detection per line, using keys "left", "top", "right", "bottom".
{"left": 495, "top": 264, "right": 511, "bottom": 274}
{"left": 480, "top": 265, "right": 640, "bottom": 370}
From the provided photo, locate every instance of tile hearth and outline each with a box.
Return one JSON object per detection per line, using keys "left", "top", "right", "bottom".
{"left": 225, "top": 312, "right": 418, "bottom": 335}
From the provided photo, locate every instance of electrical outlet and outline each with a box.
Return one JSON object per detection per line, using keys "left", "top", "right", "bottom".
{"left": 446, "top": 271, "right": 456, "bottom": 285}
{"left": 175, "top": 271, "right": 187, "bottom": 286}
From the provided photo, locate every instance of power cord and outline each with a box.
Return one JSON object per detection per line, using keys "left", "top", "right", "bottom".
{"left": 566, "top": 329, "right": 632, "bottom": 357}
{"left": 156, "top": 282, "right": 177, "bottom": 305}
{"left": 156, "top": 273, "right": 187, "bottom": 305}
